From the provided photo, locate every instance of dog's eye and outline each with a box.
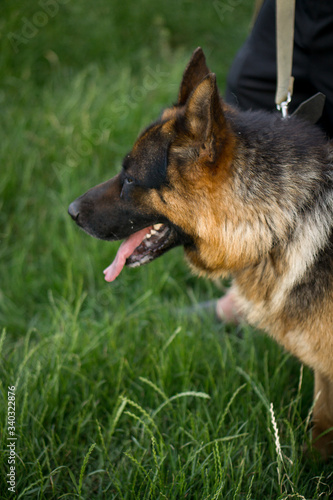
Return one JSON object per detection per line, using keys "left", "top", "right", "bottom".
{"left": 121, "top": 176, "right": 135, "bottom": 200}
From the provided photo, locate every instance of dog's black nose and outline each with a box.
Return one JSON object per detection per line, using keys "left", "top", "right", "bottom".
{"left": 68, "top": 200, "right": 80, "bottom": 221}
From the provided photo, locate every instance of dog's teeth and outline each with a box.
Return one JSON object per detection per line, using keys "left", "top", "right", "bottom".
{"left": 140, "top": 255, "right": 152, "bottom": 265}
{"left": 129, "top": 261, "right": 141, "bottom": 268}
{"left": 150, "top": 229, "right": 157, "bottom": 235}
{"left": 146, "top": 233, "right": 152, "bottom": 239}
{"left": 145, "top": 239, "right": 153, "bottom": 248}
{"left": 153, "top": 223, "right": 163, "bottom": 230}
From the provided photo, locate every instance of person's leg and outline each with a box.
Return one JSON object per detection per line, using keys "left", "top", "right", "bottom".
{"left": 225, "top": 0, "right": 277, "bottom": 111}
{"left": 225, "top": 0, "right": 319, "bottom": 113}
{"left": 306, "top": 0, "right": 333, "bottom": 137}
{"left": 226, "top": 0, "right": 333, "bottom": 129}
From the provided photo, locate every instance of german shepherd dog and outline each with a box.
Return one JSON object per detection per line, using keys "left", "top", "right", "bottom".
{"left": 69, "top": 48, "right": 333, "bottom": 459}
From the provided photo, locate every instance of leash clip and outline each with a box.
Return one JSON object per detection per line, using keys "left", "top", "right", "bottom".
{"left": 276, "top": 92, "right": 291, "bottom": 118}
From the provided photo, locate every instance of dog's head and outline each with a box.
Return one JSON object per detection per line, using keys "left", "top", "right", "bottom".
{"left": 68, "top": 48, "right": 236, "bottom": 281}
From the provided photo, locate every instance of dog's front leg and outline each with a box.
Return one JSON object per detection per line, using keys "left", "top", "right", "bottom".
{"left": 311, "top": 371, "right": 333, "bottom": 460}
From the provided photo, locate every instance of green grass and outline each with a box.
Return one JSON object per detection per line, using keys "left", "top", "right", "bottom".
{"left": 1, "top": 1, "right": 333, "bottom": 498}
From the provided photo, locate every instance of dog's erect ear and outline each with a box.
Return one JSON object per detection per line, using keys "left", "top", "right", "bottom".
{"left": 178, "top": 47, "right": 210, "bottom": 106}
{"left": 185, "top": 73, "right": 225, "bottom": 145}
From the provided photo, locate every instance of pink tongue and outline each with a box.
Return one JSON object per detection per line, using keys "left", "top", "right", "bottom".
{"left": 103, "top": 227, "right": 152, "bottom": 282}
